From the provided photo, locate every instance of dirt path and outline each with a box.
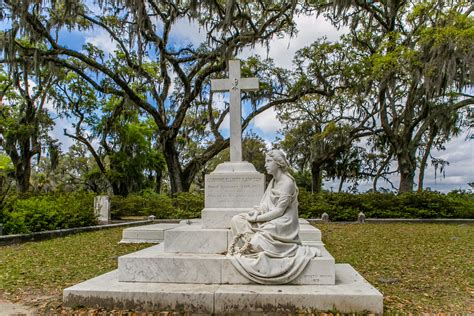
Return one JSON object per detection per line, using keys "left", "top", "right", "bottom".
{"left": 0, "top": 299, "right": 35, "bottom": 316}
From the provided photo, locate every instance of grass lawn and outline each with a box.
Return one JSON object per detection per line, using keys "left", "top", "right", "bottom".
{"left": 315, "top": 223, "right": 473, "bottom": 313}
{"left": 0, "top": 223, "right": 472, "bottom": 314}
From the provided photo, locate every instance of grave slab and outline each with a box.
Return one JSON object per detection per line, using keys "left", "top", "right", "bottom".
{"left": 164, "top": 224, "right": 229, "bottom": 254}
{"left": 300, "top": 223, "right": 322, "bottom": 241}
{"left": 64, "top": 270, "right": 217, "bottom": 313}
{"left": 201, "top": 207, "right": 253, "bottom": 229}
{"left": 118, "top": 244, "right": 335, "bottom": 285}
{"left": 63, "top": 265, "right": 382, "bottom": 314}
{"left": 122, "top": 220, "right": 321, "bottom": 248}
{"left": 120, "top": 223, "right": 181, "bottom": 244}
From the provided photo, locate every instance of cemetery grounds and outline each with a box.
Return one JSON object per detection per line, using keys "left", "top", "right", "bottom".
{"left": 0, "top": 223, "right": 472, "bottom": 314}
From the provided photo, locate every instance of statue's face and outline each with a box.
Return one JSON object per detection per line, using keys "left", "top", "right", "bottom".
{"left": 265, "top": 156, "right": 279, "bottom": 175}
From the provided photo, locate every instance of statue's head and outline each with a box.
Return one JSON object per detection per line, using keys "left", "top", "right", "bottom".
{"left": 266, "top": 149, "right": 289, "bottom": 171}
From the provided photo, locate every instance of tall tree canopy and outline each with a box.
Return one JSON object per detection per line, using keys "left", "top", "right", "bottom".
{"left": 0, "top": 0, "right": 336, "bottom": 194}
{"left": 309, "top": 0, "right": 474, "bottom": 192}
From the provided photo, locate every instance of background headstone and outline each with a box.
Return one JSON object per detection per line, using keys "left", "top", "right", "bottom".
{"left": 321, "top": 212, "right": 329, "bottom": 223}
{"left": 94, "top": 195, "right": 111, "bottom": 224}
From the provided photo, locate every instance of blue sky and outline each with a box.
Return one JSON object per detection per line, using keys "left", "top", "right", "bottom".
{"left": 31, "top": 12, "right": 474, "bottom": 192}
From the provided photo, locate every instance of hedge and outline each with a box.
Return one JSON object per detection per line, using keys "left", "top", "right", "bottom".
{"left": 110, "top": 192, "right": 203, "bottom": 219}
{"left": 111, "top": 190, "right": 473, "bottom": 221}
{"left": 298, "top": 190, "right": 474, "bottom": 220}
{"left": 1, "top": 190, "right": 472, "bottom": 235}
{"left": 0, "top": 192, "right": 97, "bottom": 235}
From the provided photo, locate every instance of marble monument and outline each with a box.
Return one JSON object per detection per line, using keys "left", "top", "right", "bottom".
{"left": 63, "top": 60, "right": 383, "bottom": 314}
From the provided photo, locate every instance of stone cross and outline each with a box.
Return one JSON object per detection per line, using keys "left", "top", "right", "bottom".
{"left": 211, "top": 60, "right": 259, "bottom": 162}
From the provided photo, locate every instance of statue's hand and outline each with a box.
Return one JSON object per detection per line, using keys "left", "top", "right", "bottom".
{"left": 253, "top": 204, "right": 268, "bottom": 213}
{"left": 245, "top": 212, "right": 259, "bottom": 223}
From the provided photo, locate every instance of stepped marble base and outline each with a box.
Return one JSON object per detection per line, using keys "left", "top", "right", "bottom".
{"left": 120, "top": 219, "right": 320, "bottom": 247}
{"left": 63, "top": 264, "right": 383, "bottom": 314}
{"left": 119, "top": 223, "right": 181, "bottom": 244}
{"left": 118, "top": 244, "right": 335, "bottom": 285}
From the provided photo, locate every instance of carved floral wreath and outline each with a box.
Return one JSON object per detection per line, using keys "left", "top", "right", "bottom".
{"left": 227, "top": 232, "right": 253, "bottom": 256}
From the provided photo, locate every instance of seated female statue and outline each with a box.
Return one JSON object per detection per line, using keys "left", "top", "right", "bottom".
{"left": 228, "top": 149, "right": 320, "bottom": 284}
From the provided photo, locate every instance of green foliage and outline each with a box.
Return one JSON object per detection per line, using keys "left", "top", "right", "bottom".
{"left": 110, "top": 191, "right": 204, "bottom": 219}
{"left": 111, "top": 192, "right": 175, "bottom": 219}
{"left": 111, "top": 189, "right": 473, "bottom": 221}
{"left": 0, "top": 192, "right": 97, "bottom": 234}
{"left": 173, "top": 192, "right": 205, "bottom": 218}
{"left": 298, "top": 190, "right": 474, "bottom": 220}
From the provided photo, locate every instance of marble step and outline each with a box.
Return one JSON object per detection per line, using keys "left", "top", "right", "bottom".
{"left": 164, "top": 221, "right": 322, "bottom": 254}
{"left": 118, "top": 244, "right": 335, "bottom": 285}
{"left": 64, "top": 264, "right": 383, "bottom": 314}
{"left": 119, "top": 223, "right": 181, "bottom": 243}
{"left": 202, "top": 207, "right": 253, "bottom": 228}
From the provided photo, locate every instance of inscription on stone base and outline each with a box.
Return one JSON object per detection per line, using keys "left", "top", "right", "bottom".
{"left": 205, "top": 173, "right": 264, "bottom": 208}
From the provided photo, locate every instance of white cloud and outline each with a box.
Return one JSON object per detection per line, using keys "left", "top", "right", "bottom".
{"left": 239, "top": 14, "right": 347, "bottom": 69}
{"left": 252, "top": 107, "right": 282, "bottom": 134}
{"left": 49, "top": 116, "right": 74, "bottom": 151}
{"left": 213, "top": 93, "right": 228, "bottom": 111}
{"left": 170, "top": 18, "right": 207, "bottom": 47}
{"left": 84, "top": 29, "right": 118, "bottom": 56}
{"left": 218, "top": 113, "right": 230, "bottom": 134}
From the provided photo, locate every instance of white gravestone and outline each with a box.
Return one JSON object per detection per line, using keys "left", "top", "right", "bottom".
{"left": 203, "top": 60, "right": 265, "bottom": 228}
{"left": 211, "top": 59, "right": 259, "bottom": 162}
{"left": 94, "top": 195, "right": 110, "bottom": 224}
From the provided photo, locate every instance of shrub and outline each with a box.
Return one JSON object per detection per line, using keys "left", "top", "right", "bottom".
{"left": 2, "top": 188, "right": 471, "bottom": 235}
{"left": 110, "top": 192, "right": 204, "bottom": 219}
{"left": 298, "top": 190, "right": 474, "bottom": 221}
{"left": 1, "top": 192, "right": 96, "bottom": 235}
{"left": 111, "top": 192, "right": 174, "bottom": 219}
{"left": 173, "top": 192, "right": 204, "bottom": 219}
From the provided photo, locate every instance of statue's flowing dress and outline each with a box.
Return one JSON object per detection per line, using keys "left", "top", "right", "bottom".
{"left": 229, "top": 179, "right": 320, "bottom": 284}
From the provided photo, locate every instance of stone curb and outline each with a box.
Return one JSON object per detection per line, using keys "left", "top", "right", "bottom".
{"left": 306, "top": 218, "right": 474, "bottom": 224}
{"left": 1, "top": 218, "right": 471, "bottom": 246}
{"left": 0, "top": 219, "right": 180, "bottom": 247}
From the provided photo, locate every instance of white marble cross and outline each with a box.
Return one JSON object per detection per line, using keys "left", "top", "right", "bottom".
{"left": 211, "top": 60, "right": 259, "bottom": 162}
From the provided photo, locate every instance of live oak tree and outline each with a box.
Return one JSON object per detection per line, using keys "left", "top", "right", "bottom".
{"left": 312, "top": 0, "right": 474, "bottom": 192}
{"left": 53, "top": 71, "right": 166, "bottom": 196}
{"left": 278, "top": 38, "right": 381, "bottom": 193}
{"left": 1, "top": 0, "right": 335, "bottom": 194}
{"left": 0, "top": 51, "right": 58, "bottom": 192}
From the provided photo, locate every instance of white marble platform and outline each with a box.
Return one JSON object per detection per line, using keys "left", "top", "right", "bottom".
{"left": 119, "top": 223, "right": 181, "bottom": 243}
{"left": 118, "top": 244, "right": 335, "bottom": 285}
{"left": 162, "top": 220, "right": 321, "bottom": 254}
{"left": 120, "top": 219, "right": 319, "bottom": 248}
{"left": 64, "top": 264, "right": 383, "bottom": 313}
{"left": 201, "top": 207, "right": 252, "bottom": 228}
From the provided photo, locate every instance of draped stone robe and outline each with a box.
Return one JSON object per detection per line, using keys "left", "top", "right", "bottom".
{"left": 229, "top": 179, "right": 320, "bottom": 284}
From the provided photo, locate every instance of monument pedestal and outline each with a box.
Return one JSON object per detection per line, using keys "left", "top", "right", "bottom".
{"left": 64, "top": 161, "right": 383, "bottom": 313}
{"left": 64, "top": 265, "right": 382, "bottom": 314}
{"left": 204, "top": 162, "right": 265, "bottom": 228}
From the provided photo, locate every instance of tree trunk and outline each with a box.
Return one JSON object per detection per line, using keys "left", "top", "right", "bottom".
{"left": 418, "top": 128, "right": 437, "bottom": 193}
{"left": 162, "top": 138, "right": 189, "bottom": 194}
{"left": 338, "top": 175, "right": 346, "bottom": 192}
{"left": 155, "top": 170, "right": 162, "bottom": 194}
{"left": 397, "top": 150, "right": 416, "bottom": 193}
{"left": 311, "top": 161, "right": 323, "bottom": 194}
{"left": 15, "top": 160, "right": 31, "bottom": 193}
